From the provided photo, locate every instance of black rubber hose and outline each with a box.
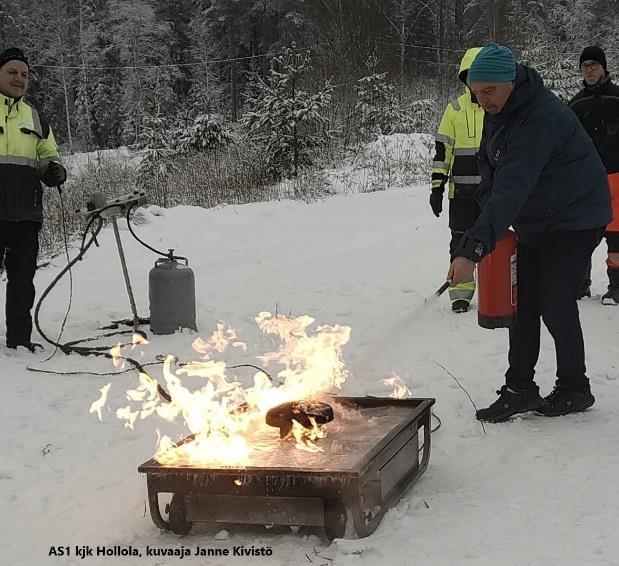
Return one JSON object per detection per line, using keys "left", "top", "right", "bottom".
{"left": 125, "top": 204, "right": 184, "bottom": 260}
{"left": 34, "top": 215, "right": 104, "bottom": 353}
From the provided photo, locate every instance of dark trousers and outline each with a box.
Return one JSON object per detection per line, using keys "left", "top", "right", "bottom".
{"left": 448, "top": 198, "right": 479, "bottom": 261}
{"left": 0, "top": 220, "right": 40, "bottom": 347}
{"left": 505, "top": 228, "right": 603, "bottom": 392}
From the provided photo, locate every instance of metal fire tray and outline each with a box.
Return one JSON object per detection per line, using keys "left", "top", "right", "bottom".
{"left": 138, "top": 396, "right": 435, "bottom": 539}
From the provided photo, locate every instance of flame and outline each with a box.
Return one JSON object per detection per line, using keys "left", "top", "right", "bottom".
{"left": 110, "top": 334, "right": 149, "bottom": 370}
{"left": 89, "top": 383, "right": 111, "bottom": 420}
{"left": 383, "top": 374, "right": 411, "bottom": 399}
{"left": 110, "top": 343, "right": 123, "bottom": 368}
{"left": 291, "top": 416, "right": 325, "bottom": 453}
{"left": 192, "top": 323, "right": 247, "bottom": 358}
{"left": 132, "top": 333, "right": 149, "bottom": 348}
{"left": 95, "top": 314, "right": 351, "bottom": 466}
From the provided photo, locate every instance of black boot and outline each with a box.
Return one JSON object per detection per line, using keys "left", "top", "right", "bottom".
{"left": 577, "top": 285, "right": 591, "bottom": 299}
{"left": 577, "top": 275, "right": 592, "bottom": 299}
{"left": 7, "top": 341, "right": 43, "bottom": 353}
{"left": 476, "top": 386, "right": 543, "bottom": 423}
{"left": 603, "top": 268, "right": 619, "bottom": 305}
{"left": 537, "top": 384, "right": 595, "bottom": 417}
{"left": 451, "top": 299, "right": 470, "bottom": 313}
{"left": 601, "top": 286, "right": 619, "bottom": 306}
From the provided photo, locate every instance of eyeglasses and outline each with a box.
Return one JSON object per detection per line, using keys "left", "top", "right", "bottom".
{"left": 581, "top": 62, "right": 601, "bottom": 71}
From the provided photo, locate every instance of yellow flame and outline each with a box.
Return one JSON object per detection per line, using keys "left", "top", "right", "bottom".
{"left": 382, "top": 374, "right": 411, "bottom": 399}
{"left": 132, "top": 333, "right": 149, "bottom": 348}
{"left": 192, "top": 322, "right": 247, "bottom": 359}
{"left": 291, "top": 416, "right": 325, "bottom": 453}
{"left": 110, "top": 343, "right": 123, "bottom": 368}
{"left": 89, "top": 383, "right": 111, "bottom": 420}
{"left": 96, "top": 313, "right": 351, "bottom": 466}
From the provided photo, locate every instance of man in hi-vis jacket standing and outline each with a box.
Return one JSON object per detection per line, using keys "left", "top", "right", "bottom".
{"left": 0, "top": 47, "right": 66, "bottom": 352}
{"left": 431, "top": 47, "right": 484, "bottom": 313}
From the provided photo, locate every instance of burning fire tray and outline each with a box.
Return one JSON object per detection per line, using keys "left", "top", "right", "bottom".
{"left": 138, "top": 396, "right": 435, "bottom": 539}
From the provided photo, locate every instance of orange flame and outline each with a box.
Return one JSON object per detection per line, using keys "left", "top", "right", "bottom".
{"left": 95, "top": 313, "right": 351, "bottom": 466}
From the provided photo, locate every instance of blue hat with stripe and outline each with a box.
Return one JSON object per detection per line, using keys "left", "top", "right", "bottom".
{"left": 467, "top": 43, "right": 516, "bottom": 84}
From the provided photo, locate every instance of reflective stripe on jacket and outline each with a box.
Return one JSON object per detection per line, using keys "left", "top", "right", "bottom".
{"left": 432, "top": 47, "right": 484, "bottom": 200}
{"left": 0, "top": 93, "right": 59, "bottom": 222}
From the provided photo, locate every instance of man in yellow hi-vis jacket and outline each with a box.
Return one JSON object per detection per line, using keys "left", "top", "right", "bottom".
{"left": 0, "top": 48, "right": 66, "bottom": 352}
{"left": 431, "top": 47, "right": 484, "bottom": 312}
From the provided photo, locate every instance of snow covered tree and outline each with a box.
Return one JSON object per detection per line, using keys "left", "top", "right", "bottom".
{"left": 73, "top": 0, "right": 100, "bottom": 151}
{"left": 240, "top": 46, "right": 333, "bottom": 180}
{"left": 174, "top": 114, "right": 234, "bottom": 152}
{"left": 354, "top": 54, "right": 412, "bottom": 140}
{"left": 537, "top": 58, "right": 581, "bottom": 102}
{"left": 186, "top": 7, "right": 227, "bottom": 115}
{"left": 136, "top": 115, "right": 180, "bottom": 208}
{"left": 108, "top": 0, "right": 178, "bottom": 146}
{"left": 379, "top": 0, "right": 417, "bottom": 95}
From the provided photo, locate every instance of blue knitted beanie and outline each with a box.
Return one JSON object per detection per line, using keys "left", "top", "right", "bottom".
{"left": 467, "top": 43, "right": 516, "bottom": 84}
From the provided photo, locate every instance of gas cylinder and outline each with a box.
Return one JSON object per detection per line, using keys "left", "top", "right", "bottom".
{"left": 607, "top": 173, "right": 619, "bottom": 232}
{"left": 477, "top": 230, "right": 517, "bottom": 329}
{"left": 149, "top": 255, "right": 197, "bottom": 334}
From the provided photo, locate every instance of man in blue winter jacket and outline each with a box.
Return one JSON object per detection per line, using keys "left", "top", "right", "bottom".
{"left": 448, "top": 43, "right": 612, "bottom": 423}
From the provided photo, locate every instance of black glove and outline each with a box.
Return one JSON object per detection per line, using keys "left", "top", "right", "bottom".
{"left": 41, "top": 160, "right": 67, "bottom": 187}
{"left": 429, "top": 188, "right": 444, "bottom": 217}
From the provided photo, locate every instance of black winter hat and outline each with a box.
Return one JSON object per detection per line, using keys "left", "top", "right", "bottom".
{"left": 0, "top": 47, "right": 29, "bottom": 69}
{"left": 579, "top": 46, "right": 607, "bottom": 70}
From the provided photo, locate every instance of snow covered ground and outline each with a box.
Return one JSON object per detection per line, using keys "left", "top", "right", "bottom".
{"left": 2, "top": 156, "right": 618, "bottom": 565}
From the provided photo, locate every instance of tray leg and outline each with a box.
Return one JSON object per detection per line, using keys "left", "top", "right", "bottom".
{"left": 147, "top": 490, "right": 171, "bottom": 531}
{"left": 324, "top": 497, "right": 358, "bottom": 540}
{"left": 168, "top": 493, "right": 193, "bottom": 535}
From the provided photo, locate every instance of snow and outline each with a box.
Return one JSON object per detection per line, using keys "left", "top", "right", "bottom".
{"left": 2, "top": 140, "right": 619, "bottom": 565}
{"left": 318, "top": 133, "right": 433, "bottom": 195}
{"left": 63, "top": 147, "right": 143, "bottom": 177}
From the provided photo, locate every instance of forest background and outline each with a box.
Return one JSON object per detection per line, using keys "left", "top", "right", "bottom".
{"left": 1, "top": 0, "right": 618, "bottom": 252}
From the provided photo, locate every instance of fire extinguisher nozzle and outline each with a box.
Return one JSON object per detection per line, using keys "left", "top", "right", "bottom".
{"left": 435, "top": 280, "right": 451, "bottom": 297}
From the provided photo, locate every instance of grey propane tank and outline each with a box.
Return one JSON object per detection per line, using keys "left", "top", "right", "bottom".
{"left": 149, "top": 254, "right": 197, "bottom": 335}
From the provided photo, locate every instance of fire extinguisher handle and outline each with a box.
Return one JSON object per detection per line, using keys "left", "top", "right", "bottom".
{"left": 435, "top": 280, "right": 451, "bottom": 296}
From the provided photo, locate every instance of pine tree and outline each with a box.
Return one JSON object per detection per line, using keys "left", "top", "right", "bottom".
{"left": 379, "top": 0, "right": 417, "bottom": 95}
{"left": 241, "top": 46, "right": 333, "bottom": 180}
{"left": 174, "top": 114, "right": 233, "bottom": 153}
{"left": 108, "top": 0, "right": 178, "bottom": 145}
{"left": 26, "top": 0, "right": 77, "bottom": 152}
{"left": 534, "top": 57, "right": 581, "bottom": 102}
{"left": 73, "top": 0, "right": 99, "bottom": 151}
{"left": 354, "top": 54, "right": 411, "bottom": 140}
{"left": 186, "top": 6, "right": 227, "bottom": 115}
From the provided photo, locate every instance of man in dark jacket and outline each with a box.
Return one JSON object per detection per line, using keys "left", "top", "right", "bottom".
{"left": 447, "top": 43, "right": 612, "bottom": 423}
{"left": 568, "top": 46, "right": 619, "bottom": 305}
{"left": 0, "top": 48, "right": 67, "bottom": 352}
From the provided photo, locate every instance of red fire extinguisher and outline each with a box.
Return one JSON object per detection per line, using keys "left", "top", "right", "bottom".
{"left": 477, "top": 230, "right": 517, "bottom": 329}
{"left": 607, "top": 173, "right": 619, "bottom": 232}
